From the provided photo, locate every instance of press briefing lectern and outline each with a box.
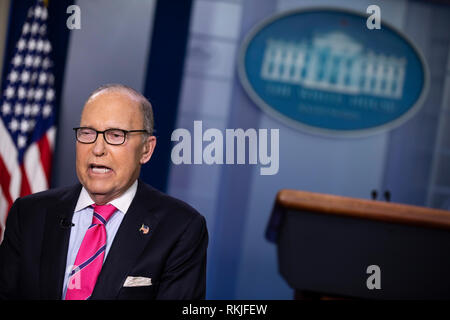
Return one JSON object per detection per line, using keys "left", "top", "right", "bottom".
{"left": 266, "top": 189, "right": 450, "bottom": 299}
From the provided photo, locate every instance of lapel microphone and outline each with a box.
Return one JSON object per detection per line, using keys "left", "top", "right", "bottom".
{"left": 59, "top": 217, "right": 75, "bottom": 229}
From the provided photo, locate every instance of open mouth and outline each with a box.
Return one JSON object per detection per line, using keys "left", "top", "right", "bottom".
{"left": 89, "top": 164, "right": 112, "bottom": 174}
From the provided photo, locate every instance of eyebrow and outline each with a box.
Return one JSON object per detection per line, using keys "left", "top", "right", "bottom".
{"left": 79, "top": 125, "right": 129, "bottom": 131}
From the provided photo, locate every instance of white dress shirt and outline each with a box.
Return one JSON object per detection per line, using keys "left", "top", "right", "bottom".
{"left": 62, "top": 180, "right": 138, "bottom": 299}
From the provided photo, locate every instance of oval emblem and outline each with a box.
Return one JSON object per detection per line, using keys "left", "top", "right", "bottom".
{"left": 238, "top": 8, "right": 429, "bottom": 136}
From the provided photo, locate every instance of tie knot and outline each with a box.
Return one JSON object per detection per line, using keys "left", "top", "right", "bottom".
{"left": 91, "top": 204, "right": 116, "bottom": 225}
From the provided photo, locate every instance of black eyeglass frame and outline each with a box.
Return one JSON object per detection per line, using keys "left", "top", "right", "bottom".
{"left": 73, "top": 127, "right": 149, "bottom": 145}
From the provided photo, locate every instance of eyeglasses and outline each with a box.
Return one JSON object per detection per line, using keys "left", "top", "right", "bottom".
{"left": 73, "top": 127, "right": 148, "bottom": 145}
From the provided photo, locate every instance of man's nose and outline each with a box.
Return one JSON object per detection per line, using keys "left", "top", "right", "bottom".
{"left": 92, "top": 133, "right": 107, "bottom": 155}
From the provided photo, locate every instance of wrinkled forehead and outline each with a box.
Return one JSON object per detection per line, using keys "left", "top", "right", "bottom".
{"left": 80, "top": 89, "right": 143, "bottom": 127}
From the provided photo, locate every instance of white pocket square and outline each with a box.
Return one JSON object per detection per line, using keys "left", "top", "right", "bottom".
{"left": 123, "top": 276, "right": 152, "bottom": 287}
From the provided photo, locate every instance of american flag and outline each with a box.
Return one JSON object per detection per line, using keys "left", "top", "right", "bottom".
{"left": 0, "top": 0, "right": 56, "bottom": 241}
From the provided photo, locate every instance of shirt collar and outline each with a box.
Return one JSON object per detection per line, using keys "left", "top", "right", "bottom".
{"left": 74, "top": 180, "right": 138, "bottom": 214}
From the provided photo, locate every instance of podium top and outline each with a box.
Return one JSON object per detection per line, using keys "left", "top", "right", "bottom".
{"left": 275, "top": 189, "right": 450, "bottom": 231}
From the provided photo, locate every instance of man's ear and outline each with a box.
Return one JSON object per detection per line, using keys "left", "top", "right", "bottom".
{"left": 140, "top": 136, "right": 156, "bottom": 164}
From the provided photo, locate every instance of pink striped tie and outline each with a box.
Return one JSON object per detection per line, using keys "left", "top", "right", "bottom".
{"left": 65, "top": 204, "right": 116, "bottom": 300}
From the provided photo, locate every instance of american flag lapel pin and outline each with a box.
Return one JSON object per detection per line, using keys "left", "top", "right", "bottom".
{"left": 139, "top": 224, "right": 150, "bottom": 235}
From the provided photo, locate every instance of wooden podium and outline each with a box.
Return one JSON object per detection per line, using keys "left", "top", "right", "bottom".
{"left": 266, "top": 189, "right": 450, "bottom": 300}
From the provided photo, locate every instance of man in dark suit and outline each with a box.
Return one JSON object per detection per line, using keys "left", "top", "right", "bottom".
{"left": 0, "top": 84, "right": 208, "bottom": 300}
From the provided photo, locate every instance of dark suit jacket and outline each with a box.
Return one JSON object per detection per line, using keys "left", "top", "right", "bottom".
{"left": 0, "top": 179, "right": 208, "bottom": 300}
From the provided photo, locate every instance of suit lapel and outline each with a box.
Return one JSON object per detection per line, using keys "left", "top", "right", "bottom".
{"left": 91, "top": 180, "right": 161, "bottom": 299}
{"left": 40, "top": 184, "right": 81, "bottom": 299}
